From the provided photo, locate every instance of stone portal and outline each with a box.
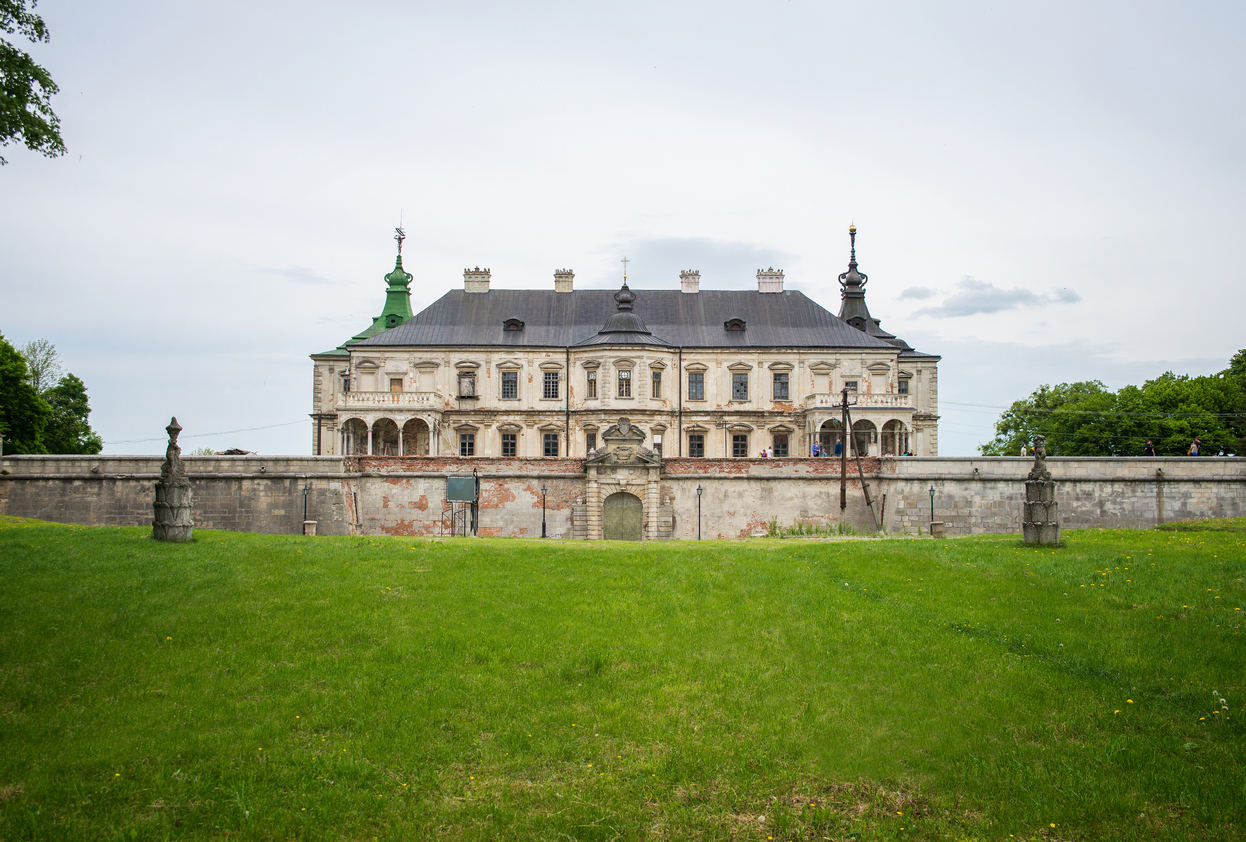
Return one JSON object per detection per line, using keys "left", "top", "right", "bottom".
{"left": 580, "top": 417, "right": 671, "bottom": 541}
{"left": 152, "top": 417, "right": 194, "bottom": 543}
{"left": 603, "top": 492, "right": 643, "bottom": 540}
{"left": 1022, "top": 434, "right": 1059, "bottom": 546}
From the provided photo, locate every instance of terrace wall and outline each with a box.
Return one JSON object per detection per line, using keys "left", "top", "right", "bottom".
{"left": 2, "top": 455, "right": 1243, "bottom": 539}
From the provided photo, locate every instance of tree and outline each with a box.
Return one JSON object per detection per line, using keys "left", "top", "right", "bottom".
{"left": 19, "top": 336, "right": 60, "bottom": 392}
{"left": 0, "top": 330, "right": 50, "bottom": 453}
{"left": 1, "top": 0, "right": 65, "bottom": 165}
{"left": 980, "top": 353, "right": 1246, "bottom": 457}
{"left": 978, "top": 381, "right": 1111, "bottom": 456}
{"left": 42, "top": 372, "right": 102, "bottom": 454}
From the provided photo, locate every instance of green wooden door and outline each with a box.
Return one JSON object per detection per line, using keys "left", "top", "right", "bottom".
{"left": 603, "top": 492, "right": 643, "bottom": 541}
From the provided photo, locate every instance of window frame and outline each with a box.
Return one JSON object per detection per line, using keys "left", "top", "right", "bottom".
{"left": 542, "top": 432, "right": 559, "bottom": 457}
{"left": 459, "top": 433, "right": 475, "bottom": 457}
{"left": 898, "top": 379, "right": 910, "bottom": 395}
{"left": 773, "top": 433, "right": 789, "bottom": 457}
{"left": 772, "top": 372, "right": 788, "bottom": 400}
{"left": 390, "top": 377, "right": 404, "bottom": 393}
{"left": 617, "top": 368, "right": 631, "bottom": 398}
{"left": 688, "top": 433, "right": 705, "bottom": 458}
{"left": 688, "top": 371, "right": 704, "bottom": 401}
{"left": 458, "top": 372, "right": 477, "bottom": 398}
{"left": 542, "top": 371, "right": 560, "bottom": 400}
{"left": 651, "top": 370, "right": 662, "bottom": 399}
{"left": 732, "top": 434, "right": 749, "bottom": 458}
{"left": 587, "top": 370, "right": 597, "bottom": 399}
{"left": 586, "top": 431, "right": 597, "bottom": 453}
{"left": 501, "top": 432, "right": 517, "bottom": 457}
{"left": 731, "top": 372, "right": 748, "bottom": 401}
{"left": 500, "top": 370, "right": 518, "bottom": 400}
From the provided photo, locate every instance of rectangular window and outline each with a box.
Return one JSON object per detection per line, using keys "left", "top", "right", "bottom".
{"left": 651, "top": 370, "right": 662, "bottom": 399}
{"left": 772, "top": 373, "right": 788, "bottom": 400}
{"left": 732, "top": 372, "right": 748, "bottom": 401}
{"left": 586, "top": 432, "right": 597, "bottom": 453}
{"left": 459, "top": 433, "right": 475, "bottom": 456}
{"left": 653, "top": 435, "right": 662, "bottom": 457}
{"left": 342, "top": 376, "right": 350, "bottom": 393}
{"left": 844, "top": 380, "right": 858, "bottom": 392}
{"left": 501, "top": 432, "right": 516, "bottom": 457}
{"left": 587, "top": 370, "right": 597, "bottom": 398}
{"left": 458, "top": 373, "right": 476, "bottom": 398}
{"left": 543, "top": 371, "right": 560, "bottom": 399}
{"left": 390, "top": 378, "right": 403, "bottom": 393}
{"left": 617, "top": 369, "right": 631, "bottom": 398}
{"left": 688, "top": 371, "right": 704, "bottom": 401}
{"left": 501, "top": 370, "right": 518, "bottom": 399}
{"left": 898, "top": 379, "right": 910, "bottom": 395}
{"left": 543, "top": 432, "right": 559, "bottom": 457}
{"left": 732, "top": 434, "right": 749, "bottom": 458}
{"left": 688, "top": 433, "right": 705, "bottom": 458}
{"left": 773, "top": 434, "right": 789, "bottom": 457}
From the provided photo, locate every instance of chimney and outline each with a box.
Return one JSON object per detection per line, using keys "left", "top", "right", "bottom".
{"left": 464, "top": 266, "right": 490, "bottom": 294}
{"left": 554, "top": 268, "right": 574, "bottom": 293}
{"left": 756, "top": 267, "right": 784, "bottom": 293}
{"left": 680, "top": 269, "right": 701, "bottom": 294}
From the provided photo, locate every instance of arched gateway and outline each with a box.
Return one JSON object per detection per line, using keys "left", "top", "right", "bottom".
{"left": 603, "top": 492, "right": 643, "bottom": 541}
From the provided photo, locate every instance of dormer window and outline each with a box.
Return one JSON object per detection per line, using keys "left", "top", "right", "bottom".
{"left": 502, "top": 318, "right": 525, "bottom": 332}
{"left": 724, "top": 318, "right": 746, "bottom": 331}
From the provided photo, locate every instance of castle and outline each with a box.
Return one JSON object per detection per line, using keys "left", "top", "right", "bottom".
{"left": 310, "top": 227, "right": 939, "bottom": 462}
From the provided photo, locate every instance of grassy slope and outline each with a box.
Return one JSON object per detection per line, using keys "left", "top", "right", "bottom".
{"left": 0, "top": 516, "right": 1243, "bottom": 841}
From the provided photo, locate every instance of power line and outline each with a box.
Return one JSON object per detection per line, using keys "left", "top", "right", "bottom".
{"left": 106, "top": 419, "right": 307, "bottom": 445}
{"left": 942, "top": 400, "right": 1243, "bottom": 420}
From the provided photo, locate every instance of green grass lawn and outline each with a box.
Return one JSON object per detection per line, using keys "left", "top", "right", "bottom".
{"left": 1, "top": 516, "right": 1243, "bottom": 841}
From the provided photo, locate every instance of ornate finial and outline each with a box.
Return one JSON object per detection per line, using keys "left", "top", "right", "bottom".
{"left": 838, "top": 224, "right": 868, "bottom": 293}
{"left": 614, "top": 280, "right": 636, "bottom": 311}
{"left": 394, "top": 224, "right": 406, "bottom": 256}
{"left": 620, "top": 256, "right": 629, "bottom": 283}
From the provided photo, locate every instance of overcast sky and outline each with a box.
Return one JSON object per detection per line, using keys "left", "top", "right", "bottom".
{"left": 3, "top": 1, "right": 1243, "bottom": 456}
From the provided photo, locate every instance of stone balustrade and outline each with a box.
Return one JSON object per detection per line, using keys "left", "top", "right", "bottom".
{"left": 335, "top": 391, "right": 439, "bottom": 409}
{"left": 804, "top": 392, "right": 913, "bottom": 409}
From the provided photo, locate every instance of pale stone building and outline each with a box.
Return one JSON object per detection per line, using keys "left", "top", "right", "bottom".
{"left": 310, "top": 227, "right": 939, "bottom": 460}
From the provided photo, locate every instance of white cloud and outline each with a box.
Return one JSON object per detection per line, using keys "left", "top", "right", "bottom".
{"left": 913, "top": 277, "right": 1082, "bottom": 318}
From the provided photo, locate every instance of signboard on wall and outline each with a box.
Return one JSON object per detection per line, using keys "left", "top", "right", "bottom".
{"left": 446, "top": 476, "right": 477, "bottom": 502}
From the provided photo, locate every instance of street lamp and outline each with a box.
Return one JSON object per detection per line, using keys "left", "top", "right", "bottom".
{"left": 929, "top": 484, "right": 936, "bottom": 536}
{"left": 541, "top": 484, "right": 548, "bottom": 538}
{"left": 696, "top": 484, "right": 703, "bottom": 540}
{"left": 302, "top": 483, "right": 310, "bottom": 534}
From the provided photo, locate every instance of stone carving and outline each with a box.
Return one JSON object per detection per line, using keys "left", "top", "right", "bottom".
{"left": 587, "top": 418, "right": 661, "bottom": 466}
{"left": 152, "top": 417, "right": 194, "bottom": 542}
{"left": 1022, "top": 434, "right": 1058, "bottom": 546}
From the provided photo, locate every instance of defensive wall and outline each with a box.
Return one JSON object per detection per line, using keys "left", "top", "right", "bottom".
{"left": 2, "top": 454, "right": 1243, "bottom": 540}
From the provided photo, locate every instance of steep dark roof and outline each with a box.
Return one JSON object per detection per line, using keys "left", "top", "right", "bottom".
{"left": 352, "top": 288, "right": 916, "bottom": 351}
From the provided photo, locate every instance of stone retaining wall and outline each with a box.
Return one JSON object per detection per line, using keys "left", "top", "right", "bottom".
{"left": 3, "top": 455, "right": 1242, "bottom": 539}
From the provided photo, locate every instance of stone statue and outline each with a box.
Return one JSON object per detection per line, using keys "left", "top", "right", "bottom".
{"left": 1022, "top": 434, "right": 1058, "bottom": 545}
{"left": 152, "top": 417, "right": 194, "bottom": 542}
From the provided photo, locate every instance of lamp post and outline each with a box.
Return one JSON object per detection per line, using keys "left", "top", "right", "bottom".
{"left": 696, "top": 484, "right": 703, "bottom": 540}
{"left": 929, "top": 484, "right": 935, "bottom": 535}
{"left": 302, "top": 483, "right": 310, "bottom": 535}
{"left": 541, "top": 484, "right": 548, "bottom": 538}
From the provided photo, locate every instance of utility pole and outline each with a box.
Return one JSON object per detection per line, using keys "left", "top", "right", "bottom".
{"left": 839, "top": 386, "right": 848, "bottom": 522}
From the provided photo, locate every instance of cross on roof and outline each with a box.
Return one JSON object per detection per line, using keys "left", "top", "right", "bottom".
{"left": 621, "top": 256, "right": 629, "bottom": 282}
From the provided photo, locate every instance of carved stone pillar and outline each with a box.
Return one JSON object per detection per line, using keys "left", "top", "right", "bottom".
{"left": 152, "top": 417, "right": 194, "bottom": 543}
{"left": 586, "top": 464, "right": 602, "bottom": 541}
{"left": 645, "top": 465, "right": 661, "bottom": 541}
{"left": 1022, "top": 434, "right": 1059, "bottom": 546}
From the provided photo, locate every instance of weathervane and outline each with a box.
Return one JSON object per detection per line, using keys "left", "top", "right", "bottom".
{"left": 394, "top": 224, "right": 406, "bottom": 256}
